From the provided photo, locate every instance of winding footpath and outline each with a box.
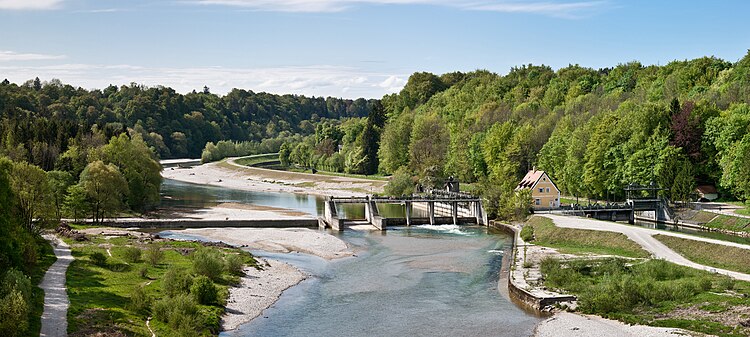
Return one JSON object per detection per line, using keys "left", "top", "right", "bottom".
{"left": 40, "top": 234, "right": 73, "bottom": 337}
{"left": 541, "top": 214, "right": 750, "bottom": 281}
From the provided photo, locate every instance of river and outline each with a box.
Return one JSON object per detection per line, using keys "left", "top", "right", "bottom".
{"left": 159, "top": 179, "right": 543, "bottom": 336}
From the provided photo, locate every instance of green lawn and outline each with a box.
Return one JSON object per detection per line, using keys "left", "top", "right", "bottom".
{"left": 65, "top": 234, "right": 257, "bottom": 336}
{"left": 706, "top": 215, "right": 750, "bottom": 233}
{"left": 524, "top": 216, "right": 650, "bottom": 258}
{"left": 654, "top": 234, "right": 750, "bottom": 274}
{"left": 233, "top": 153, "right": 279, "bottom": 167}
{"left": 540, "top": 258, "right": 750, "bottom": 337}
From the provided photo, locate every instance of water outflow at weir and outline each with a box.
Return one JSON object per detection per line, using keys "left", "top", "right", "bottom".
{"left": 223, "top": 226, "right": 542, "bottom": 337}
{"left": 159, "top": 179, "right": 542, "bottom": 336}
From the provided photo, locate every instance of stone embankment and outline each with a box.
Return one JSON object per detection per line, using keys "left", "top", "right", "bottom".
{"left": 489, "top": 221, "right": 576, "bottom": 311}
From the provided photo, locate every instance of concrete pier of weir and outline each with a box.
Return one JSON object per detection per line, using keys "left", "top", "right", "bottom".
{"left": 318, "top": 194, "right": 488, "bottom": 231}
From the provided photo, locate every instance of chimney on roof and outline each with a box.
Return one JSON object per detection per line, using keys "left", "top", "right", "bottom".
{"left": 532, "top": 166, "right": 537, "bottom": 172}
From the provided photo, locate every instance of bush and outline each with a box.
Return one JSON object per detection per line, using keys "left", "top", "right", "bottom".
{"left": 0, "top": 289, "right": 29, "bottom": 336}
{"left": 520, "top": 225, "right": 534, "bottom": 242}
{"left": 122, "top": 246, "right": 142, "bottom": 263}
{"left": 192, "top": 248, "right": 224, "bottom": 281}
{"left": 145, "top": 244, "right": 164, "bottom": 266}
{"left": 1, "top": 269, "right": 32, "bottom": 301}
{"left": 384, "top": 166, "right": 414, "bottom": 197}
{"left": 129, "top": 286, "right": 151, "bottom": 315}
{"left": 163, "top": 268, "right": 193, "bottom": 297}
{"left": 153, "top": 294, "right": 201, "bottom": 333}
{"left": 90, "top": 251, "right": 107, "bottom": 267}
{"left": 224, "top": 254, "right": 244, "bottom": 275}
{"left": 718, "top": 277, "right": 735, "bottom": 291}
{"left": 139, "top": 266, "right": 148, "bottom": 279}
{"left": 190, "top": 276, "right": 218, "bottom": 305}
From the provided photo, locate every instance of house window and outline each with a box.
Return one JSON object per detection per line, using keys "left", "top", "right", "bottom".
{"left": 535, "top": 198, "right": 541, "bottom": 205}
{"left": 546, "top": 187, "right": 550, "bottom": 193}
{"left": 539, "top": 188, "right": 544, "bottom": 193}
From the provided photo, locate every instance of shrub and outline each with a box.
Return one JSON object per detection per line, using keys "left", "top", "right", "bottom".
{"left": 718, "top": 277, "right": 735, "bottom": 291}
{"left": 699, "top": 277, "right": 713, "bottom": 291}
{"left": 129, "top": 286, "right": 151, "bottom": 314}
{"left": 122, "top": 246, "right": 142, "bottom": 263}
{"left": 384, "top": 166, "right": 414, "bottom": 197}
{"left": 153, "top": 294, "right": 202, "bottom": 333}
{"left": 192, "top": 248, "right": 224, "bottom": 281}
{"left": 139, "top": 266, "right": 148, "bottom": 279}
{"left": 520, "top": 225, "right": 534, "bottom": 242}
{"left": 191, "top": 276, "right": 218, "bottom": 305}
{"left": 1, "top": 269, "right": 32, "bottom": 301}
{"left": 224, "top": 254, "right": 244, "bottom": 275}
{"left": 0, "top": 289, "right": 29, "bottom": 336}
{"left": 163, "top": 268, "right": 193, "bottom": 297}
{"left": 145, "top": 244, "right": 164, "bottom": 266}
{"left": 90, "top": 251, "right": 107, "bottom": 267}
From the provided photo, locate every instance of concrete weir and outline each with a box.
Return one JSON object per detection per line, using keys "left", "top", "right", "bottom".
{"left": 319, "top": 193, "right": 488, "bottom": 231}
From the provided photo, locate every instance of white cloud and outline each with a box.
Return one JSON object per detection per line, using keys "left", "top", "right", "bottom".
{"left": 0, "top": 50, "right": 66, "bottom": 62}
{"left": 378, "top": 75, "right": 407, "bottom": 93}
{"left": 0, "top": 63, "right": 408, "bottom": 98}
{"left": 191, "top": 0, "right": 607, "bottom": 17}
{"left": 0, "top": 0, "right": 62, "bottom": 10}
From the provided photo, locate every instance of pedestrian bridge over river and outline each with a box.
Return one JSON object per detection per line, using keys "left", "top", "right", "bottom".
{"left": 319, "top": 191, "right": 488, "bottom": 231}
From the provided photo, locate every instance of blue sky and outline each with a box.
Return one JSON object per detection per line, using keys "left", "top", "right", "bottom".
{"left": 1, "top": 0, "right": 748, "bottom": 98}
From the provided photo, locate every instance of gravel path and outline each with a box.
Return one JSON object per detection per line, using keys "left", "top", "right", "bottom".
{"left": 40, "top": 234, "right": 73, "bottom": 337}
{"left": 541, "top": 214, "right": 750, "bottom": 281}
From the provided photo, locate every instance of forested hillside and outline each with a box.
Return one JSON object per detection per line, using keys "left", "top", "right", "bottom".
{"left": 0, "top": 79, "right": 374, "bottom": 167}
{"left": 372, "top": 52, "right": 750, "bottom": 217}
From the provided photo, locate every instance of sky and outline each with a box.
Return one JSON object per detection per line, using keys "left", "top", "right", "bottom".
{"left": 1, "top": 0, "right": 749, "bottom": 98}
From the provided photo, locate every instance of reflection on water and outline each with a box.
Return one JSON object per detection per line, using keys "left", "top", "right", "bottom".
{"left": 161, "top": 179, "right": 426, "bottom": 219}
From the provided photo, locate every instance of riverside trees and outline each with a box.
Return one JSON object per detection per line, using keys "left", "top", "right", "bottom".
{"left": 375, "top": 53, "right": 750, "bottom": 217}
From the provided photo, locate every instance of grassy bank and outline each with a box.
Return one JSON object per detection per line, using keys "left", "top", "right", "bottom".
{"left": 233, "top": 153, "right": 279, "bottom": 167}
{"left": 541, "top": 258, "right": 750, "bottom": 337}
{"left": 706, "top": 214, "right": 750, "bottom": 233}
{"left": 653, "top": 235, "right": 750, "bottom": 274}
{"left": 65, "top": 233, "right": 258, "bottom": 336}
{"left": 522, "top": 216, "right": 650, "bottom": 258}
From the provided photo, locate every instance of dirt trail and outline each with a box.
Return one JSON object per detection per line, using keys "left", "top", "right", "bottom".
{"left": 40, "top": 234, "right": 73, "bottom": 337}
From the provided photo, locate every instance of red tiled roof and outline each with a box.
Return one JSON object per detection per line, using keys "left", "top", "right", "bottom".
{"left": 695, "top": 185, "right": 718, "bottom": 194}
{"left": 516, "top": 169, "right": 545, "bottom": 190}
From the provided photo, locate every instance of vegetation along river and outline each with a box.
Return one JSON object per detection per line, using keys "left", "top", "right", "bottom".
{"left": 159, "top": 179, "right": 543, "bottom": 336}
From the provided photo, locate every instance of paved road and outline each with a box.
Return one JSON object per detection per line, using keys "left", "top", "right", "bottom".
{"left": 541, "top": 214, "right": 750, "bottom": 281}
{"left": 40, "top": 235, "right": 73, "bottom": 337}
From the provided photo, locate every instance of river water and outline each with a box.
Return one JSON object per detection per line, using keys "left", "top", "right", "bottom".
{"left": 160, "top": 179, "right": 542, "bottom": 336}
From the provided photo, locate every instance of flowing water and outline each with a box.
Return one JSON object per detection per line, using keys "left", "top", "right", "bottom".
{"left": 159, "top": 179, "right": 542, "bottom": 336}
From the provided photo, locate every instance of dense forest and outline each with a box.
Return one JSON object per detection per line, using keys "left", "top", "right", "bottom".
{"left": 0, "top": 79, "right": 374, "bottom": 167}
{"left": 280, "top": 52, "right": 750, "bottom": 218}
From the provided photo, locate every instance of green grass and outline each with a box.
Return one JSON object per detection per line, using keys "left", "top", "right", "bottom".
{"left": 65, "top": 234, "right": 258, "bottom": 336}
{"left": 653, "top": 234, "right": 750, "bottom": 274}
{"left": 687, "top": 211, "right": 719, "bottom": 224}
{"left": 283, "top": 166, "right": 390, "bottom": 181}
{"left": 706, "top": 215, "right": 750, "bottom": 233}
{"left": 525, "top": 216, "right": 650, "bottom": 258}
{"left": 559, "top": 196, "right": 605, "bottom": 205}
{"left": 541, "top": 258, "right": 750, "bottom": 337}
{"left": 26, "top": 236, "right": 58, "bottom": 337}
{"left": 234, "top": 153, "right": 279, "bottom": 167}
{"left": 736, "top": 208, "right": 750, "bottom": 217}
